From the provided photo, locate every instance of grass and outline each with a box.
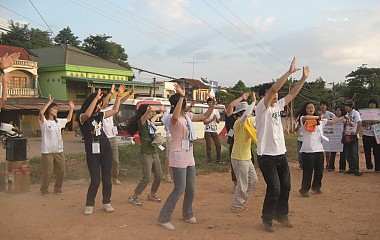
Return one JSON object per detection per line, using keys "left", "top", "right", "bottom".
{"left": 24, "top": 134, "right": 299, "bottom": 184}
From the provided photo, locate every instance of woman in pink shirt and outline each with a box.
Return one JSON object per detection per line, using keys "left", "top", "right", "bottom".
{"left": 157, "top": 84, "right": 215, "bottom": 231}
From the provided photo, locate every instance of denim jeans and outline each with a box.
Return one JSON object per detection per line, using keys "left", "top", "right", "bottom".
{"left": 231, "top": 159, "right": 258, "bottom": 208}
{"left": 300, "top": 152, "right": 324, "bottom": 193}
{"left": 363, "top": 135, "right": 380, "bottom": 171}
{"left": 204, "top": 132, "right": 221, "bottom": 162}
{"left": 258, "top": 154, "right": 291, "bottom": 223}
{"left": 134, "top": 153, "right": 162, "bottom": 195}
{"left": 157, "top": 166, "right": 196, "bottom": 223}
{"left": 344, "top": 137, "right": 360, "bottom": 172}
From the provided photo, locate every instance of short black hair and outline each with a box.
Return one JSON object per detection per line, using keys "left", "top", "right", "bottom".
{"left": 258, "top": 83, "right": 273, "bottom": 98}
{"left": 206, "top": 97, "right": 213, "bottom": 103}
{"left": 320, "top": 100, "right": 329, "bottom": 107}
{"left": 368, "top": 99, "right": 378, "bottom": 107}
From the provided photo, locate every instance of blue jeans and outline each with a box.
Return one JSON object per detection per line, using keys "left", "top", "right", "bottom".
{"left": 258, "top": 154, "right": 291, "bottom": 223}
{"left": 157, "top": 166, "right": 196, "bottom": 223}
{"left": 344, "top": 137, "right": 359, "bottom": 172}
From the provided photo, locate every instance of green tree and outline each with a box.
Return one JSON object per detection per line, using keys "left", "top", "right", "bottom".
{"left": 82, "top": 34, "right": 130, "bottom": 68}
{"left": 30, "top": 28, "right": 53, "bottom": 48}
{"left": 54, "top": 26, "right": 81, "bottom": 47}
{"left": 0, "top": 20, "right": 52, "bottom": 49}
{"left": 216, "top": 91, "right": 235, "bottom": 106}
{"left": 1, "top": 21, "right": 31, "bottom": 48}
{"left": 344, "top": 66, "right": 380, "bottom": 108}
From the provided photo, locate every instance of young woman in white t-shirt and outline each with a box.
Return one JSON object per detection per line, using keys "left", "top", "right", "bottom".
{"left": 39, "top": 94, "right": 74, "bottom": 195}
{"left": 297, "top": 102, "right": 346, "bottom": 197}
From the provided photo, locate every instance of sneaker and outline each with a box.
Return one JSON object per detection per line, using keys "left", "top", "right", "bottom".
{"left": 275, "top": 218, "right": 293, "bottom": 228}
{"left": 353, "top": 171, "right": 363, "bottom": 176}
{"left": 147, "top": 194, "right": 161, "bottom": 202}
{"left": 165, "top": 174, "right": 173, "bottom": 183}
{"left": 299, "top": 190, "right": 309, "bottom": 197}
{"left": 263, "top": 222, "right": 275, "bottom": 233}
{"left": 339, "top": 169, "right": 345, "bottom": 173}
{"left": 40, "top": 190, "right": 49, "bottom": 196}
{"left": 312, "top": 189, "right": 322, "bottom": 194}
{"left": 103, "top": 203, "right": 114, "bottom": 213}
{"left": 185, "top": 217, "right": 197, "bottom": 224}
{"left": 230, "top": 206, "right": 248, "bottom": 213}
{"left": 84, "top": 206, "right": 94, "bottom": 215}
{"left": 54, "top": 190, "right": 63, "bottom": 195}
{"left": 158, "top": 222, "right": 175, "bottom": 231}
{"left": 128, "top": 196, "right": 143, "bottom": 206}
{"left": 345, "top": 170, "right": 354, "bottom": 174}
{"left": 113, "top": 179, "right": 122, "bottom": 185}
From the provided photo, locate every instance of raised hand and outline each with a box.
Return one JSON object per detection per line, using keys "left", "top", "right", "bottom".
{"left": 1, "top": 52, "right": 20, "bottom": 70}
{"left": 175, "top": 84, "right": 185, "bottom": 97}
{"left": 302, "top": 66, "right": 310, "bottom": 80}
{"left": 110, "top": 84, "right": 116, "bottom": 94}
{"left": 48, "top": 94, "right": 54, "bottom": 103}
{"left": 252, "top": 91, "right": 257, "bottom": 102}
{"left": 117, "top": 84, "right": 126, "bottom": 96}
{"left": 289, "top": 57, "right": 301, "bottom": 74}
{"left": 68, "top": 101, "right": 75, "bottom": 109}
{"left": 96, "top": 88, "right": 103, "bottom": 100}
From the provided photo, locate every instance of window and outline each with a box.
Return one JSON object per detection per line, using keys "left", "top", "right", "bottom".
{"left": 9, "top": 76, "right": 27, "bottom": 88}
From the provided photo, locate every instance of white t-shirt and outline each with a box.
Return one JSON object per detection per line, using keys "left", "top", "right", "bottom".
{"left": 203, "top": 109, "right": 220, "bottom": 133}
{"left": 101, "top": 105, "right": 117, "bottom": 138}
{"left": 300, "top": 118, "right": 326, "bottom": 153}
{"left": 256, "top": 98, "right": 286, "bottom": 156}
{"left": 39, "top": 118, "right": 67, "bottom": 153}
{"left": 344, "top": 109, "right": 362, "bottom": 135}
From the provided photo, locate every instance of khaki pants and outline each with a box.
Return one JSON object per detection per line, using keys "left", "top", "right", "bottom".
{"left": 109, "top": 137, "right": 119, "bottom": 180}
{"left": 40, "top": 152, "right": 66, "bottom": 193}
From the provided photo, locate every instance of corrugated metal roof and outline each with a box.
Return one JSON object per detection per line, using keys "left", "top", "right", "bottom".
{"left": 1, "top": 98, "right": 81, "bottom": 111}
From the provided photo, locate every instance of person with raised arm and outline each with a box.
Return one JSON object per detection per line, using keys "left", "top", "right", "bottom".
{"left": 157, "top": 84, "right": 215, "bottom": 231}
{"left": 101, "top": 84, "right": 133, "bottom": 185}
{"left": 78, "top": 85, "right": 126, "bottom": 215}
{"left": 230, "top": 92, "right": 258, "bottom": 213}
{"left": 125, "top": 102, "right": 165, "bottom": 206}
{"left": 225, "top": 92, "right": 250, "bottom": 189}
{"left": 255, "top": 57, "right": 309, "bottom": 232}
{"left": 39, "top": 94, "right": 74, "bottom": 195}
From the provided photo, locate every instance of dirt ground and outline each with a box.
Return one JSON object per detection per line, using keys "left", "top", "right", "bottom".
{"left": 0, "top": 133, "right": 380, "bottom": 240}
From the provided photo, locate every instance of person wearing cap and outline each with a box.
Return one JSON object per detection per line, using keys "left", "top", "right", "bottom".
{"left": 256, "top": 57, "right": 309, "bottom": 233}
{"left": 319, "top": 101, "right": 336, "bottom": 170}
{"left": 343, "top": 100, "right": 363, "bottom": 176}
{"left": 230, "top": 92, "right": 258, "bottom": 212}
{"left": 203, "top": 97, "right": 222, "bottom": 164}
{"left": 226, "top": 92, "right": 250, "bottom": 189}
{"left": 361, "top": 99, "right": 379, "bottom": 173}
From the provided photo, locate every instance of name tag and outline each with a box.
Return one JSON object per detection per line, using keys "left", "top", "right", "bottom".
{"left": 181, "top": 139, "right": 190, "bottom": 151}
{"left": 92, "top": 142, "right": 100, "bottom": 154}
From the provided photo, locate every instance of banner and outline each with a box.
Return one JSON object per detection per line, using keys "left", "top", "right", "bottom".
{"left": 374, "top": 124, "right": 380, "bottom": 144}
{"left": 359, "top": 108, "right": 380, "bottom": 122}
{"left": 322, "top": 122, "right": 344, "bottom": 152}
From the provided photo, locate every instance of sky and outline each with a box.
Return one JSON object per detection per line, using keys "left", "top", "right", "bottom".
{"left": 1, "top": 0, "right": 380, "bottom": 88}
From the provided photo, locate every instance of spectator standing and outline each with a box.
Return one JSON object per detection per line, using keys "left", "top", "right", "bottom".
{"left": 203, "top": 97, "right": 222, "bottom": 164}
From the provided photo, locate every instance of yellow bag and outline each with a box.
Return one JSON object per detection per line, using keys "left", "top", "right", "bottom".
{"left": 244, "top": 118, "right": 258, "bottom": 145}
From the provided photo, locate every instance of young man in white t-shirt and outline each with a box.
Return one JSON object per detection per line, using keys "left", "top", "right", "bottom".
{"left": 256, "top": 58, "right": 309, "bottom": 233}
{"left": 101, "top": 84, "right": 133, "bottom": 185}
{"left": 39, "top": 95, "right": 74, "bottom": 195}
{"left": 203, "top": 98, "right": 222, "bottom": 163}
{"left": 343, "top": 100, "right": 362, "bottom": 176}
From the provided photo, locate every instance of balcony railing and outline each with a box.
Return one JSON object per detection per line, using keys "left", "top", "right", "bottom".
{"left": 12, "top": 60, "right": 38, "bottom": 69}
{"left": 7, "top": 88, "right": 38, "bottom": 97}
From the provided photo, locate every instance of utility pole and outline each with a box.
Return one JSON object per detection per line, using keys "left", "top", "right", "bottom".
{"left": 153, "top": 77, "right": 156, "bottom": 97}
{"left": 183, "top": 56, "right": 206, "bottom": 79}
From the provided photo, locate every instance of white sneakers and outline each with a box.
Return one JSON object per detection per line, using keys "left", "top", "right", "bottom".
{"left": 158, "top": 222, "right": 176, "bottom": 231}
{"left": 185, "top": 217, "right": 197, "bottom": 224}
{"left": 84, "top": 204, "right": 114, "bottom": 215}
{"left": 103, "top": 203, "right": 114, "bottom": 213}
{"left": 84, "top": 206, "right": 94, "bottom": 215}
